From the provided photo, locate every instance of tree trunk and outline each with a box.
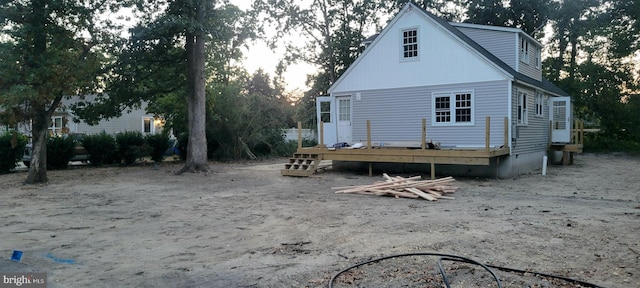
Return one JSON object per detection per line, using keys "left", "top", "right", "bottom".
{"left": 24, "top": 0, "right": 49, "bottom": 184}
{"left": 25, "top": 106, "right": 48, "bottom": 184}
{"left": 177, "top": 0, "right": 209, "bottom": 174}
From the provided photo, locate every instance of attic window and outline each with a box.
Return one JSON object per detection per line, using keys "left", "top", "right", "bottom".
{"left": 520, "top": 38, "right": 529, "bottom": 63}
{"left": 402, "top": 28, "right": 418, "bottom": 59}
{"left": 432, "top": 91, "right": 474, "bottom": 126}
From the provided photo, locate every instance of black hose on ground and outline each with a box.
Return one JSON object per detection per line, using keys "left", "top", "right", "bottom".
{"left": 328, "top": 252, "right": 605, "bottom": 288}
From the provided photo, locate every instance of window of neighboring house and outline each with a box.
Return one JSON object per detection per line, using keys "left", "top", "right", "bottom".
{"left": 534, "top": 47, "right": 541, "bottom": 68}
{"left": 402, "top": 28, "right": 418, "bottom": 59}
{"left": 49, "top": 116, "right": 63, "bottom": 136}
{"left": 320, "top": 102, "right": 331, "bottom": 123}
{"left": 432, "top": 91, "right": 474, "bottom": 126}
{"left": 517, "top": 91, "right": 528, "bottom": 125}
{"left": 520, "top": 38, "right": 529, "bottom": 63}
{"left": 338, "top": 99, "right": 350, "bottom": 121}
{"left": 143, "top": 117, "right": 153, "bottom": 133}
{"left": 535, "top": 92, "right": 544, "bottom": 117}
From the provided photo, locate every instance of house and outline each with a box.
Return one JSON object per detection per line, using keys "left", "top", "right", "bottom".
{"left": 313, "top": 3, "right": 581, "bottom": 178}
{"left": 12, "top": 95, "right": 164, "bottom": 139}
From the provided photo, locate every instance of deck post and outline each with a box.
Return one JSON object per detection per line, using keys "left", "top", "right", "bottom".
{"left": 574, "top": 119, "right": 579, "bottom": 144}
{"left": 503, "top": 117, "right": 508, "bottom": 148}
{"left": 549, "top": 121, "right": 552, "bottom": 145}
{"left": 430, "top": 162, "right": 435, "bottom": 180}
{"left": 367, "top": 120, "right": 371, "bottom": 148}
{"left": 580, "top": 121, "right": 584, "bottom": 144}
{"left": 485, "top": 116, "right": 490, "bottom": 154}
{"left": 369, "top": 163, "right": 373, "bottom": 176}
{"left": 297, "top": 121, "right": 302, "bottom": 149}
{"left": 320, "top": 121, "right": 324, "bottom": 148}
{"left": 421, "top": 118, "right": 426, "bottom": 150}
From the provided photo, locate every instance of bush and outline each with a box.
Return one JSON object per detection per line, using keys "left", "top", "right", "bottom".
{"left": 116, "top": 131, "right": 147, "bottom": 165}
{"left": 177, "top": 132, "right": 188, "bottom": 161}
{"left": 145, "top": 133, "right": 170, "bottom": 162}
{"left": 0, "top": 131, "right": 28, "bottom": 174}
{"left": 46, "top": 136, "right": 75, "bottom": 170}
{"left": 82, "top": 132, "right": 118, "bottom": 166}
{"left": 583, "top": 132, "right": 640, "bottom": 155}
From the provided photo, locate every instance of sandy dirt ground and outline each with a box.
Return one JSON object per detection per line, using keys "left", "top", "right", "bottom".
{"left": 0, "top": 153, "right": 638, "bottom": 287}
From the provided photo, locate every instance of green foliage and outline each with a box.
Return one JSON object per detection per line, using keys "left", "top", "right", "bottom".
{"left": 82, "top": 133, "right": 119, "bottom": 166}
{"left": 46, "top": 136, "right": 75, "bottom": 170}
{"left": 0, "top": 132, "right": 28, "bottom": 174}
{"left": 145, "top": 133, "right": 170, "bottom": 162}
{"left": 583, "top": 132, "right": 640, "bottom": 155}
{"left": 116, "top": 131, "right": 148, "bottom": 165}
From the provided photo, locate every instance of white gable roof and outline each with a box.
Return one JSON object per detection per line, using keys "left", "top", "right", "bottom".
{"left": 329, "top": 3, "right": 512, "bottom": 94}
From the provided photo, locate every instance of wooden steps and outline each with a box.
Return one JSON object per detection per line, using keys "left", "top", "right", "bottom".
{"left": 281, "top": 153, "right": 321, "bottom": 177}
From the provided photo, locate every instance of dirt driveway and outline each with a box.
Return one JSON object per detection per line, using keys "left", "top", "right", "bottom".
{"left": 0, "top": 153, "right": 638, "bottom": 287}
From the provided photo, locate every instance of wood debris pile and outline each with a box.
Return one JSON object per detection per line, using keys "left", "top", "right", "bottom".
{"left": 332, "top": 173, "right": 458, "bottom": 201}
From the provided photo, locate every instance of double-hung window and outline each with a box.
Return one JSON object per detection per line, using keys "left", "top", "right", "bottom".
{"left": 534, "top": 47, "right": 541, "bottom": 68}
{"left": 402, "top": 28, "right": 418, "bottom": 60}
{"left": 432, "top": 91, "right": 474, "bottom": 126}
{"left": 517, "top": 92, "right": 528, "bottom": 125}
{"left": 520, "top": 38, "right": 529, "bottom": 63}
{"left": 49, "top": 116, "right": 63, "bottom": 136}
{"left": 534, "top": 92, "right": 544, "bottom": 117}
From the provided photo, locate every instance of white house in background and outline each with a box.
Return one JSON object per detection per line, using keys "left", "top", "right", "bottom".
{"left": 316, "top": 2, "right": 575, "bottom": 177}
{"left": 14, "top": 95, "right": 164, "bottom": 138}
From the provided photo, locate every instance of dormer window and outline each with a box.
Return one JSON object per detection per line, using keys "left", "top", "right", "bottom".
{"left": 520, "top": 38, "right": 529, "bottom": 63}
{"left": 535, "top": 47, "right": 541, "bottom": 68}
{"left": 402, "top": 28, "right": 418, "bottom": 59}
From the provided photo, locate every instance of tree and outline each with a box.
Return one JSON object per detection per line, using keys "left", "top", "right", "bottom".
{"left": 0, "top": 0, "right": 118, "bottom": 184}
{"left": 253, "top": 0, "right": 391, "bottom": 127}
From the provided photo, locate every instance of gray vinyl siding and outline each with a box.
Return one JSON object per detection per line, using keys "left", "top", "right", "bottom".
{"left": 511, "top": 85, "right": 549, "bottom": 155}
{"left": 518, "top": 45, "right": 543, "bottom": 81}
{"left": 349, "top": 80, "right": 510, "bottom": 147}
{"left": 455, "top": 27, "right": 517, "bottom": 71}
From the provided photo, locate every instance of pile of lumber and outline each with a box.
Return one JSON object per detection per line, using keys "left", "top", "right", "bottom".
{"left": 332, "top": 173, "right": 458, "bottom": 201}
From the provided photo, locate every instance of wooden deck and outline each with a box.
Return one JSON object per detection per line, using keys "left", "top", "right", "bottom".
{"left": 282, "top": 117, "right": 511, "bottom": 178}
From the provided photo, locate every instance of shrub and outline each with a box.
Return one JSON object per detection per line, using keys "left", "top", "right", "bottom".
{"left": 145, "top": 133, "right": 170, "bottom": 162}
{"left": 47, "top": 136, "right": 75, "bottom": 170}
{"left": 0, "top": 131, "right": 28, "bottom": 174}
{"left": 177, "top": 132, "right": 188, "bottom": 161}
{"left": 82, "top": 132, "right": 118, "bottom": 166}
{"left": 116, "top": 131, "right": 147, "bottom": 165}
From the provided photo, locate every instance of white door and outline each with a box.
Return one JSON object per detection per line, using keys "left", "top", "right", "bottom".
{"left": 550, "top": 97, "right": 571, "bottom": 143}
{"left": 336, "top": 96, "right": 352, "bottom": 143}
{"left": 316, "top": 97, "right": 336, "bottom": 147}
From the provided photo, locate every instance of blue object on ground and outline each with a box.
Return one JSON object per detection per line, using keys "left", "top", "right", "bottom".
{"left": 11, "top": 250, "right": 23, "bottom": 262}
{"left": 43, "top": 253, "right": 76, "bottom": 264}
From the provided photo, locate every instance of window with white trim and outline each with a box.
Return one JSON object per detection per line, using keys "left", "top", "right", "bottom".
{"left": 402, "top": 28, "right": 418, "bottom": 59}
{"left": 517, "top": 92, "right": 528, "bottom": 125}
{"left": 534, "top": 92, "right": 544, "bottom": 117}
{"left": 338, "top": 99, "right": 350, "bottom": 121}
{"left": 320, "top": 102, "right": 331, "bottom": 123}
{"left": 432, "top": 91, "right": 474, "bottom": 125}
{"left": 49, "top": 116, "right": 63, "bottom": 136}
{"left": 534, "top": 47, "right": 541, "bottom": 68}
{"left": 143, "top": 117, "right": 153, "bottom": 134}
{"left": 520, "top": 38, "right": 529, "bottom": 63}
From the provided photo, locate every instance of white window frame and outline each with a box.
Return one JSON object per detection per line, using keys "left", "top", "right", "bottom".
{"left": 49, "top": 116, "right": 63, "bottom": 136}
{"left": 517, "top": 91, "right": 528, "bottom": 125}
{"left": 320, "top": 101, "right": 331, "bottom": 123}
{"left": 142, "top": 117, "right": 154, "bottom": 134}
{"left": 534, "top": 47, "right": 541, "bottom": 68}
{"left": 431, "top": 91, "right": 475, "bottom": 126}
{"left": 401, "top": 27, "right": 419, "bottom": 61}
{"left": 520, "top": 38, "right": 529, "bottom": 63}
{"left": 338, "top": 98, "right": 350, "bottom": 121}
{"left": 534, "top": 92, "right": 544, "bottom": 117}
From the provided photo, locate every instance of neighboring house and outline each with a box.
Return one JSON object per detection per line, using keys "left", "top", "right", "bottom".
{"left": 14, "top": 95, "right": 164, "bottom": 139}
{"left": 316, "top": 3, "right": 577, "bottom": 177}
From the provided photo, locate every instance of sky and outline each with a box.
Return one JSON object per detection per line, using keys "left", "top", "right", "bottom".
{"left": 230, "top": 1, "right": 315, "bottom": 93}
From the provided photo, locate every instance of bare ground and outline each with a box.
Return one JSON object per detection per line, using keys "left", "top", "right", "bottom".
{"left": 0, "top": 153, "right": 638, "bottom": 287}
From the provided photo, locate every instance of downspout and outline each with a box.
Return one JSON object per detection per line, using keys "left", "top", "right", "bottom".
{"left": 508, "top": 81, "right": 513, "bottom": 155}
